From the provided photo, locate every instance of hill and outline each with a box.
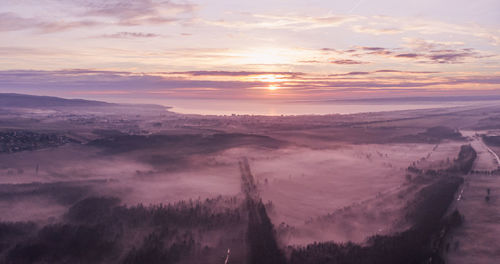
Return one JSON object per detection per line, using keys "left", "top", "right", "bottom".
{"left": 0, "top": 93, "right": 112, "bottom": 108}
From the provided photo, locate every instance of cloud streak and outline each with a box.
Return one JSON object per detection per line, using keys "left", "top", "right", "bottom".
{"left": 1, "top": 69, "right": 499, "bottom": 100}
{"left": 0, "top": 0, "right": 196, "bottom": 33}
{"left": 350, "top": 15, "right": 500, "bottom": 46}
{"left": 204, "top": 14, "right": 358, "bottom": 30}
{"left": 321, "top": 45, "right": 483, "bottom": 64}
{"left": 0, "top": 12, "right": 100, "bottom": 33}
{"left": 99, "top": 32, "right": 160, "bottom": 38}
{"left": 79, "top": 0, "right": 196, "bottom": 26}
{"left": 168, "top": 71, "right": 304, "bottom": 77}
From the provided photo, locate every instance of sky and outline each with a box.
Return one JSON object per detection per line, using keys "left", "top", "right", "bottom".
{"left": 0, "top": 0, "right": 499, "bottom": 103}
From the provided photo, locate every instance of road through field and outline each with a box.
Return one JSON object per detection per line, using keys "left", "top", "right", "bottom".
{"left": 446, "top": 132, "right": 500, "bottom": 264}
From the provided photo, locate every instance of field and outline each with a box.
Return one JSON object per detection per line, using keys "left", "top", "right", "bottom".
{"left": 0, "top": 94, "right": 499, "bottom": 263}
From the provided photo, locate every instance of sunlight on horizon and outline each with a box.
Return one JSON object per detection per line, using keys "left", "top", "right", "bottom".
{"left": 267, "top": 84, "right": 278, "bottom": 91}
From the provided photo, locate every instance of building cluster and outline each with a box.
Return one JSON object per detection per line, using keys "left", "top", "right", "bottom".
{"left": 0, "top": 131, "right": 72, "bottom": 153}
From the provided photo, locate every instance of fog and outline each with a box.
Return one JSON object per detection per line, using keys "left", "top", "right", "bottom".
{"left": 1, "top": 95, "right": 500, "bottom": 263}
{"left": 0, "top": 140, "right": 462, "bottom": 243}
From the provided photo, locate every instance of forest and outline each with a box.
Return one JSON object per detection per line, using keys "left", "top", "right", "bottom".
{"left": 0, "top": 145, "right": 476, "bottom": 264}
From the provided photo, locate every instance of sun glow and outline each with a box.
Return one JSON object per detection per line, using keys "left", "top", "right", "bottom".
{"left": 254, "top": 74, "right": 284, "bottom": 82}
{"left": 245, "top": 74, "right": 287, "bottom": 83}
{"left": 237, "top": 48, "right": 295, "bottom": 65}
{"left": 267, "top": 85, "right": 278, "bottom": 90}
{"left": 247, "top": 74, "right": 285, "bottom": 91}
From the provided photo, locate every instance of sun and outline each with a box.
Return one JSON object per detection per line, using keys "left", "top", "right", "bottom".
{"left": 267, "top": 85, "right": 278, "bottom": 91}
{"left": 246, "top": 74, "right": 284, "bottom": 91}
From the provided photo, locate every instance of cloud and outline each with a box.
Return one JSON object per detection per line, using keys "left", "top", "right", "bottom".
{"left": 374, "top": 70, "right": 439, "bottom": 74}
{"left": 99, "top": 32, "right": 160, "bottom": 38}
{"left": 204, "top": 14, "right": 358, "bottom": 30}
{"left": 53, "top": 69, "right": 132, "bottom": 75}
{"left": 200, "top": 12, "right": 498, "bottom": 47}
{"left": 402, "top": 38, "right": 465, "bottom": 51}
{"left": 352, "top": 25, "right": 402, "bottom": 35}
{"left": 79, "top": 0, "right": 196, "bottom": 26}
{"left": 330, "top": 44, "right": 482, "bottom": 64}
{"left": 352, "top": 16, "right": 500, "bottom": 46}
{"left": 281, "top": 75, "right": 500, "bottom": 90}
{"left": 330, "top": 59, "right": 368, "bottom": 65}
{"left": 374, "top": 70, "right": 401, "bottom": 73}
{"left": 0, "top": 12, "right": 37, "bottom": 32}
{"left": 299, "top": 57, "right": 369, "bottom": 65}
{"left": 329, "top": 71, "right": 370, "bottom": 76}
{"left": 359, "top": 46, "right": 394, "bottom": 56}
{"left": 327, "top": 70, "right": 438, "bottom": 77}
{"left": 3, "top": 69, "right": 498, "bottom": 100}
{"left": 425, "top": 49, "right": 477, "bottom": 63}
{"left": 0, "top": 69, "right": 262, "bottom": 93}
{"left": 395, "top": 53, "right": 420, "bottom": 58}
{"left": 392, "top": 49, "right": 479, "bottom": 64}
{"left": 329, "top": 69, "right": 440, "bottom": 77}
{"left": 168, "top": 71, "right": 304, "bottom": 77}
{"left": 203, "top": 12, "right": 499, "bottom": 47}
{"left": 0, "top": 12, "right": 100, "bottom": 33}
{"left": 0, "top": 1, "right": 195, "bottom": 33}
{"left": 298, "top": 60, "right": 322, "bottom": 63}
{"left": 0, "top": 47, "right": 66, "bottom": 56}
{"left": 320, "top": 46, "right": 395, "bottom": 57}
{"left": 360, "top": 47, "right": 386, "bottom": 51}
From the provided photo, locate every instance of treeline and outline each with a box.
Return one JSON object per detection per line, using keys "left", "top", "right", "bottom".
{"left": 240, "top": 158, "right": 287, "bottom": 264}
{"left": 246, "top": 199, "right": 286, "bottom": 264}
{"left": 394, "top": 126, "right": 463, "bottom": 144}
{"left": 446, "top": 145, "right": 476, "bottom": 174}
{"left": 0, "top": 196, "right": 248, "bottom": 264}
{"left": 482, "top": 135, "right": 500, "bottom": 146}
{"left": 89, "top": 133, "right": 284, "bottom": 155}
{"left": 407, "top": 144, "right": 476, "bottom": 180}
{"left": 289, "top": 176, "right": 463, "bottom": 264}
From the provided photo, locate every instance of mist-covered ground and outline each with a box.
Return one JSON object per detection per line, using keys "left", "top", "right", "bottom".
{"left": 1, "top": 94, "right": 499, "bottom": 263}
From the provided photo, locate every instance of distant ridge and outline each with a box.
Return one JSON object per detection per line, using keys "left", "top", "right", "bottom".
{"left": 0, "top": 93, "right": 112, "bottom": 108}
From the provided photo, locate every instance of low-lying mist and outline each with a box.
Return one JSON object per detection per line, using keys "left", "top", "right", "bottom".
{"left": 0, "top": 137, "right": 463, "bottom": 245}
